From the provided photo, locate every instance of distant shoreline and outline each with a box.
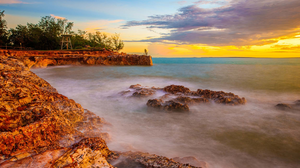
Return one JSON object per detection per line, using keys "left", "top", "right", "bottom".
{"left": 152, "top": 57, "right": 300, "bottom": 59}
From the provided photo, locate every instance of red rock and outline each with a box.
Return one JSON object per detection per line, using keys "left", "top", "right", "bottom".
{"left": 132, "top": 88, "right": 155, "bottom": 97}
{"left": 147, "top": 99, "right": 163, "bottom": 108}
{"left": 164, "top": 100, "right": 190, "bottom": 112}
{"left": 0, "top": 49, "right": 153, "bottom": 68}
{"left": 108, "top": 151, "right": 200, "bottom": 168}
{"left": 129, "top": 84, "right": 142, "bottom": 89}
{"left": 163, "top": 85, "right": 191, "bottom": 94}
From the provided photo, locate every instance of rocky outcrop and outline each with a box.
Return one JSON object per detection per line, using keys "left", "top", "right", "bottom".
{"left": 52, "top": 137, "right": 113, "bottom": 168}
{"left": 122, "top": 84, "right": 246, "bottom": 112}
{"left": 164, "top": 85, "right": 191, "bottom": 94}
{"left": 0, "top": 49, "right": 153, "bottom": 68}
{"left": 0, "top": 56, "right": 113, "bottom": 167}
{"left": 108, "top": 151, "right": 203, "bottom": 168}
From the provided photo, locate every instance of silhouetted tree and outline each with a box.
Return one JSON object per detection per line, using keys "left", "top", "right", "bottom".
{"left": 0, "top": 10, "right": 8, "bottom": 46}
{"left": 6, "top": 15, "right": 124, "bottom": 51}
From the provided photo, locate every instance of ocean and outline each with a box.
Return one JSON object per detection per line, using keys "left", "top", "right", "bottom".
{"left": 32, "top": 57, "right": 300, "bottom": 168}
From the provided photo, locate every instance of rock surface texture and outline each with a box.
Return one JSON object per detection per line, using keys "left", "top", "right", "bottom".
{"left": 108, "top": 151, "right": 203, "bottom": 168}
{"left": 0, "top": 49, "right": 153, "bottom": 68}
{"left": 122, "top": 84, "right": 246, "bottom": 112}
{"left": 0, "top": 56, "right": 114, "bottom": 167}
{"left": 0, "top": 56, "right": 204, "bottom": 167}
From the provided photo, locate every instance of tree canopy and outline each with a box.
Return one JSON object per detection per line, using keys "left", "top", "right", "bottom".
{"left": 0, "top": 10, "right": 124, "bottom": 51}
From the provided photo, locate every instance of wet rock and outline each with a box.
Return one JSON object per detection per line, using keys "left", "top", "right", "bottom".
{"left": 164, "top": 85, "right": 191, "bottom": 94}
{"left": 132, "top": 88, "right": 156, "bottom": 97}
{"left": 110, "top": 156, "right": 146, "bottom": 168}
{"left": 147, "top": 99, "right": 163, "bottom": 108}
{"left": 159, "top": 93, "right": 172, "bottom": 99}
{"left": 53, "top": 137, "right": 113, "bottom": 168}
{"left": 192, "top": 89, "right": 246, "bottom": 105}
{"left": 147, "top": 99, "right": 189, "bottom": 111}
{"left": 276, "top": 103, "right": 292, "bottom": 110}
{"left": 129, "top": 84, "right": 142, "bottom": 89}
{"left": 118, "top": 90, "right": 131, "bottom": 96}
{"left": 151, "top": 86, "right": 163, "bottom": 90}
{"left": 108, "top": 151, "right": 200, "bottom": 168}
{"left": 173, "top": 156, "right": 208, "bottom": 168}
{"left": 164, "top": 100, "right": 190, "bottom": 112}
{"left": 0, "top": 149, "right": 68, "bottom": 168}
{"left": 174, "top": 96, "right": 209, "bottom": 104}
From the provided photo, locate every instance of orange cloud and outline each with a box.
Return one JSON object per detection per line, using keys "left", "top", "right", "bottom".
{"left": 76, "top": 19, "right": 124, "bottom": 32}
{"left": 0, "top": 0, "right": 26, "bottom": 4}
{"left": 50, "top": 14, "right": 66, "bottom": 20}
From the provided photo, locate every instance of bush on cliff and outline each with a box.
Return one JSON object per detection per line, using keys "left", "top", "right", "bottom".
{"left": 71, "top": 30, "right": 124, "bottom": 51}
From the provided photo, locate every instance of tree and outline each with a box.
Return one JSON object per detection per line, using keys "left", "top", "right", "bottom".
{"left": 8, "top": 15, "right": 74, "bottom": 50}
{"left": 111, "top": 33, "right": 124, "bottom": 51}
{"left": 37, "top": 16, "right": 73, "bottom": 50}
{"left": 0, "top": 10, "right": 8, "bottom": 46}
{"left": 71, "top": 30, "right": 89, "bottom": 49}
{"left": 6, "top": 15, "right": 125, "bottom": 51}
{"left": 144, "top": 49, "right": 148, "bottom": 56}
{"left": 8, "top": 25, "right": 29, "bottom": 47}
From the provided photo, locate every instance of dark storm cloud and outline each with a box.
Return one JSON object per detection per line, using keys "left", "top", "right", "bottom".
{"left": 122, "top": 0, "right": 300, "bottom": 46}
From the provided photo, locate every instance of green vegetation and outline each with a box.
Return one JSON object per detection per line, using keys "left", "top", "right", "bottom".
{"left": 0, "top": 10, "right": 124, "bottom": 51}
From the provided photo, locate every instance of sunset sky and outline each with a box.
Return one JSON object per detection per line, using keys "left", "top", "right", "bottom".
{"left": 1, "top": 0, "right": 300, "bottom": 57}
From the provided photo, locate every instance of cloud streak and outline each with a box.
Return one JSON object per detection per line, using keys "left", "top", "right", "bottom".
{"left": 50, "top": 14, "right": 66, "bottom": 20}
{"left": 122, "top": 0, "right": 300, "bottom": 46}
{"left": 0, "top": 0, "right": 27, "bottom": 4}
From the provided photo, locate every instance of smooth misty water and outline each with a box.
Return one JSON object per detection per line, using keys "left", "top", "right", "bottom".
{"left": 32, "top": 58, "right": 300, "bottom": 168}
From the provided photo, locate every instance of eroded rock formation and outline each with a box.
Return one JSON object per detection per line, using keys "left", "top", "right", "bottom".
{"left": 122, "top": 84, "right": 246, "bottom": 112}
{"left": 0, "top": 49, "right": 153, "bottom": 68}
{"left": 0, "top": 56, "right": 113, "bottom": 167}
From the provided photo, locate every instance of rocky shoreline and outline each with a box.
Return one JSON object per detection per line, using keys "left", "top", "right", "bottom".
{"left": 0, "top": 55, "right": 204, "bottom": 167}
{"left": 0, "top": 49, "right": 153, "bottom": 68}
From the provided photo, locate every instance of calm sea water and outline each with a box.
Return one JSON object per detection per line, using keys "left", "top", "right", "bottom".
{"left": 32, "top": 58, "right": 300, "bottom": 168}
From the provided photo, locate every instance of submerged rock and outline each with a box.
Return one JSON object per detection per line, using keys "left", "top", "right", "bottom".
{"left": 129, "top": 84, "right": 142, "bottom": 89}
{"left": 147, "top": 99, "right": 190, "bottom": 112}
{"left": 164, "top": 85, "right": 191, "bottom": 94}
{"left": 164, "top": 100, "right": 190, "bottom": 112}
{"left": 108, "top": 151, "right": 201, "bottom": 168}
{"left": 132, "top": 88, "right": 156, "bottom": 97}
{"left": 173, "top": 156, "right": 208, "bottom": 168}
{"left": 276, "top": 103, "right": 292, "bottom": 110}
{"left": 147, "top": 99, "right": 163, "bottom": 108}
{"left": 144, "top": 84, "right": 246, "bottom": 112}
{"left": 174, "top": 96, "right": 209, "bottom": 104}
